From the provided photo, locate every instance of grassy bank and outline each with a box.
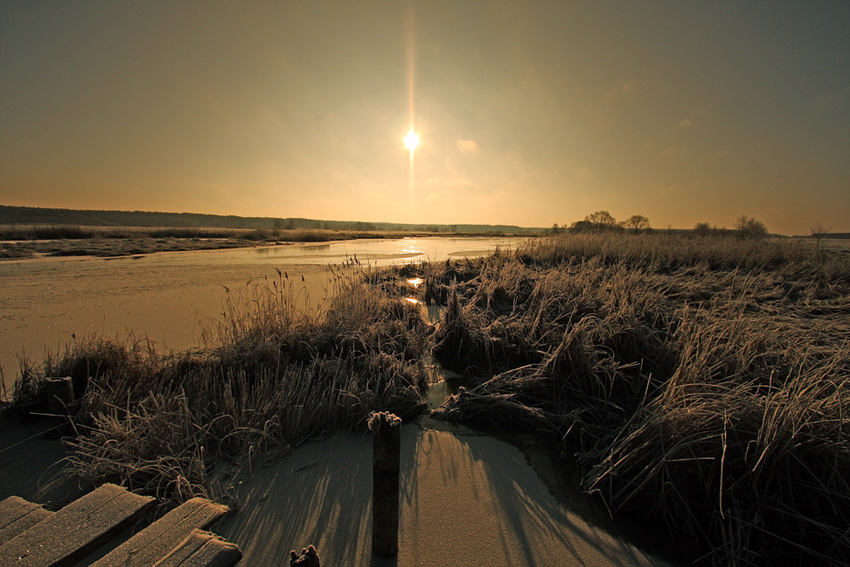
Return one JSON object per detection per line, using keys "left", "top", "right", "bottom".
{"left": 9, "top": 232, "right": 849, "bottom": 565}
{"left": 419, "top": 234, "right": 850, "bottom": 566}
{"left": 12, "top": 268, "right": 431, "bottom": 502}
{"left": 0, "top": 224, "right": 517, "bottom": 259}
{"left": 0, "top": 226, "right": 367, "bottom": 259}
{"left": 0, "top": 224, "right": 365, "bottom": 242}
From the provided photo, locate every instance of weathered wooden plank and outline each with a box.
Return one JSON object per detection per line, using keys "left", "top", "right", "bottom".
{"left": 92, "top": 497, "right": 230, "bottom": 567}
{"left": 153, "top": 529, "right": 242, "bottom": 567}
{"left": 0, "top": 496, "right": 54, "bottom": 545}
{"left": 0, "top": 483, "right": 155, "bottom": 567}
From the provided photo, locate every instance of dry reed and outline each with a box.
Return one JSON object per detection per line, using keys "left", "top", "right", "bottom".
{"left": 13, "top": 231, "right": 850, "bottom": 564}
{"left": 427, "top": 233, "right": 850, "bottom": 566}
{"left": 20, "top": 270, "right": 430, "bottom": 504}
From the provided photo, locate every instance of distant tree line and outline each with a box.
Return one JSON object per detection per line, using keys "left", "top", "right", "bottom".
{"left": 693, "top": 216, "right": 768, "bottom": 239}
{"left": 550, "top": 211, "right": 652, "bottom": 235}
{"left": 551, "top": 211, "right": 773, "bottom": 239}
{"left": 0, "top": 206, "right": 542, "bottom": 235}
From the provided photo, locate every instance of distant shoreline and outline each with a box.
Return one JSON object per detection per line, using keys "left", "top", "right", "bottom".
{"left": 0, "top": 204, "right": 546, "bottom": 235}
{"left": 0, "top": 227, "right": 523, "bottom": 260}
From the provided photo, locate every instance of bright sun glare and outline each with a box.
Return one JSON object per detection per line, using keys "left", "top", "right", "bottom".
{"left": 403, "top": 129, "right": 420, "bottom": 152}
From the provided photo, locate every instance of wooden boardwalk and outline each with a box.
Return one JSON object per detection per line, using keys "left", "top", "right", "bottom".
{"left": 0, "top": 484, "right": 241, "bottom": 567}
{"left": 0, "top": 496, "right": 54, "bottom": 544}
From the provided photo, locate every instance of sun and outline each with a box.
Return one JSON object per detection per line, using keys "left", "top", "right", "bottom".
{"left": 403, "top": 128, "right": 420, "bottom": 152}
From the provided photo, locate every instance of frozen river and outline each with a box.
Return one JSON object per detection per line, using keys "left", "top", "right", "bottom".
{"left": 0, "top": 237, "right": 521, "bottom": 394}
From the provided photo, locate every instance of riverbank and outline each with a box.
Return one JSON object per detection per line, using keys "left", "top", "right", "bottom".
{"left": 0, "top": 226, "right": 525, "bottom": 259}
{"left": 0, "top": 236, "right": 522, "bottom": 395}
{"left": 3, "top": 233, "right": 849, "bottom": 565}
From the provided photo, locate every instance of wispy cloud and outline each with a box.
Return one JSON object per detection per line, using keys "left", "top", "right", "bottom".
{"left": 659, "top": 146, "right": 682, "bottom": 158}
{"left": 456, "top": 139, "right": 480, "bottom": 154}
{"left": 604, "top": 81, "right": 634, "bottom": 103}
{"left": 676, "top": 118, "right": 694, "bottom": 129}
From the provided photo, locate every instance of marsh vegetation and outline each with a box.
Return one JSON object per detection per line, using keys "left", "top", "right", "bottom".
{"left": 424, "top": 233, "right": 850, "bottom": 566}
{"left": 0, "top": 224, "right": 529, "bottom": 259}
{"left": 0, "top": 226, "right": 400, "bottom": 259}
{"left": 10, "top": 267, "right": 430, "bottom": 502}
{"left": 7, "top": 232, "right": 850, "bottom": 566}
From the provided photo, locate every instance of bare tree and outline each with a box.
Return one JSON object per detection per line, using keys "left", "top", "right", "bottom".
{"left": 693, "top": 222, "right": 712, "bottom": 237}
{"left": 735, "top": 215, "right": 768, "bottom": 240}
{"left": 623, "top": 214, "right": 650, "bottom": 234}
{"left": 811, "top": 223, "right": 830, "bottom": 254}
{"left": 584, "top": 210, "right": 619, "bottom": 231}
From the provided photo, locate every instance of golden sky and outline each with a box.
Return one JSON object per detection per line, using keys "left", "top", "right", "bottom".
{"left": 1, "top": 2, "right": 848, "bottom": 234}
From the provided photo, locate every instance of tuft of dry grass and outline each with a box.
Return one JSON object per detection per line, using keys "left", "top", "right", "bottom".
{"left": 427, "top": 232, "right": 850, "bottom": 566}
{"left": 19, "top": 270, "right": 430, "bottom": 504}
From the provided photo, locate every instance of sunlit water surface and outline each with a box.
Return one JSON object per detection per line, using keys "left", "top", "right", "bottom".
{"left": 0, "top": 237, "right": 521, "bottom": 393}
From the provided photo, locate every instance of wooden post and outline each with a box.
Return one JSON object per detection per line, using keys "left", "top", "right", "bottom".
{"left": 45, "top": 376, "right": 74, "bottom": 415}
{"left": 369, "top": 411, "right": 401, "bottom": 557}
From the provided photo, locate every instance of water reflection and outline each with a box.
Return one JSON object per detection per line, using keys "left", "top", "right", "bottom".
{"left": 0, "top": 237, "right": 525, "bottom": 392}
{"left": 400, "top": 238, "right": 425, "bottom": 256}
{"left": 213, "top": 237, "right": 524, "bottom": 267}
